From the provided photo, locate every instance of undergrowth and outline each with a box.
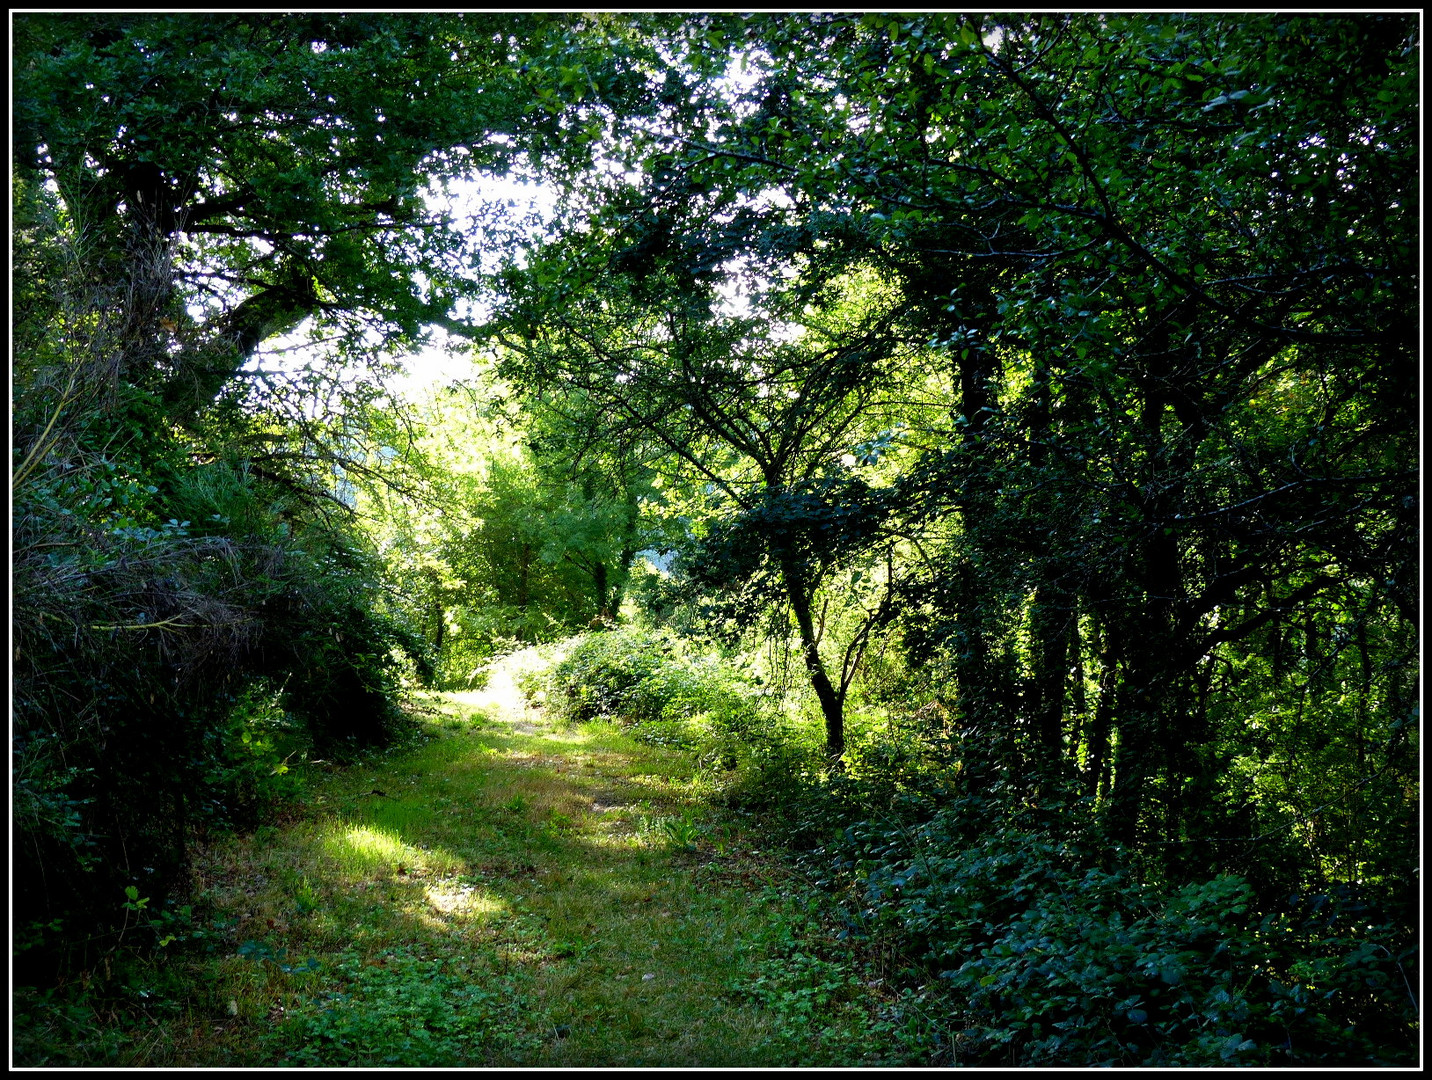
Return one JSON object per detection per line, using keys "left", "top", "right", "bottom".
{"left": 15, "top": 635, "right": 1416, "bottom": 1068}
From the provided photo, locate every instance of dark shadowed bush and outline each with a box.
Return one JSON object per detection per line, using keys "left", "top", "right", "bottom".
{"left": 818, "top": 795, "right": 1418, "bottom": 1067}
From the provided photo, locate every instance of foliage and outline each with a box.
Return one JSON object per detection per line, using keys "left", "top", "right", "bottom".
{"left": 542, "top": 628, "right": 713, "bottom": 726}
{"left": 12, "top": 12, "right": 568, "bottom": 413}
{"left": 10, "top": 12, "right": 1418, "bottom": 1066}
{"left": 486, "top": 10, "right": 1417, "bottom": 942}
{"left": 11, "top": 458, "right": 425, "bottom": 982}
{"left": 352, "top": 384, "right": 667, "bottom": 686}
{"left": 11, "top": 11, "right": 555, "bottom": 987}
{"left": 265, "top": 949, "right": 537, "bottom": 1067}
{"left": 15, "top": 147, "right": 417, "bottom": 998}
{"left": 535, "top": 629, "right": 816, "bottom": 800}
{"left": 12, "top": 986, "right": 131, "bottom": 1067}
{"left": 714, "top": 700, "right": 1417, "bottom": 1066}
{"left": 803, "top": 789, "right": 1418, "bottom": 1067}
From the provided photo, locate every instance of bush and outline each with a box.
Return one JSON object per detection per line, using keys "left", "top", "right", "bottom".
{"left": 537, "top": 628, "right": 812, "bottom": 797}
{"left": 197, "top": 681, "right": 309, "bottom": 828}
{"left": 825, "top": 800, "right": 1418, "bottom": 1067}
{"left": 540, "top": 627, "right": 677, "bottom": 725}
{"left": 11, "top": 429, "right": 426, "bottom": 989}
{"left": 540, "top": 628, "right": 767, "bottom": 730}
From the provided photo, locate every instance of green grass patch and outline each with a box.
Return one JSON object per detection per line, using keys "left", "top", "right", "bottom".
{"left": 16, "top": 679, "right": 915, "bottom": 1067}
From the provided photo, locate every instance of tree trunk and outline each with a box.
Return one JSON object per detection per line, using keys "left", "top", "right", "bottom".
{"left": 1067, "top": 604, "right": 1087, "bottom": 762}
{"left": 515, "top": 542, "right": 532, "bottom": 642}
{"left": 776, "top": 551, "right": 845, "bottom": 764}
{"left": 1028, "top": 584, "right": 1072, "bottom": 765}
{"left": 424, "top": 567, "right": 445, "bottom": 654}
{"left": 1106, "top": 674, "right": 1159, "bottom": 846}
{"left": 593, "top": 559, "right": 610, "bottom": 621}
{"left": 1083, "top": 617, "right": 1118, "bottom": 799}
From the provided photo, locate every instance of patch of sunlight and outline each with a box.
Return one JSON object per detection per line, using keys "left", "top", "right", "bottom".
{"left": 585, "top": 823, "right": 657, "bottom": 850}
{"left": 619, "top": 771, "right": 695, "bottom": 792}
{"left": 319, "top": 823, "right": 462, "bottom": 880}
{"left": 421, "top": 880, "right": 509, "bottom": 922}
{"left": 446, "top": 690, "right": 489, "bottom": 709}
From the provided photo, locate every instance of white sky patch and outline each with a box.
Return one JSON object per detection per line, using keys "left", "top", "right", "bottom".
{"left": 246, "top": 172, "right": 558, "bottom": 407}
{"left": 424, "top": 169, "right": 558, "bottom": 274}
{"left": 384, "top": 172, "right": 561, "bottom": 402}
{"left": 388, "top": 328, "right": 483, "bottom": 401}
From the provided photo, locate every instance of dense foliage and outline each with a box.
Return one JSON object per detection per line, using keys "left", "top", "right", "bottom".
{"left": 351, "top": 385, "right": 666, "bottom": 688}
{"left": 12, "top": 11, "right": 1418, "bottom": 1067}
{"left": 12, "top": 11, "right": 540, "bottom": 982}
{"left": 462, "top": 13, "right": 1422, "bottom": 1064}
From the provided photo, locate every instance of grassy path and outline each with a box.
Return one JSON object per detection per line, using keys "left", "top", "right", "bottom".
{"left": 151, "top": 648, "right": 896, "bottom": 1067}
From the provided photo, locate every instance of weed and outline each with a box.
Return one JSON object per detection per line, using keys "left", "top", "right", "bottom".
{"left": 293, "top": 879, "right": 319, "bottom": 916}
{"left": 660, "top": 810, "right": 703, "bottom": 852}
{"left": 503, "top": 793, "right": 529, "bottom": 815}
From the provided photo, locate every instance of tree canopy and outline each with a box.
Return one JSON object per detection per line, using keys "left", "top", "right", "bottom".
{"left": 486, "top": 13, "right": 1417, "bottom": 841}
{"left": 11, "top": 12, "right": 1419, "bottom": 1067}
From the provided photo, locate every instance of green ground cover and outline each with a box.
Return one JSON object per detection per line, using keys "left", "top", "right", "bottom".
{"left": 15, "top": 669, "right": 923, "bottom": 1067}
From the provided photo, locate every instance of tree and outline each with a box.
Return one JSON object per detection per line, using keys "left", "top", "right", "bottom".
{"left": 892, "top": 13, "right": 1419, "bottom": 858}
{"left": 10, "top": 11, "right": 602, "bottom": 976}
{"left": 351, "top": 382, "right": 666, "bottom": 685}
{"left": 487, "top": 11, "right": 1417, "bottom": 872}
{"left": 494, "top": 215, "right": 939, "bottom": 761}
{"left": 12, "top": 13, "right": 567, "bottom": 422}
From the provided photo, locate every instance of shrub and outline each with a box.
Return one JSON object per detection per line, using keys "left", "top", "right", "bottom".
{"left": 11, "top": 428, "right": 426, "bottom": 990}
{"left": 825, "top": 801, "right": 1418, "bottom": 1067}
{"left": 540, "top": 628, "right": 767, "bottom": 730}
{"left": 196, "top": 680, "right": 309, "bottom": 828}
{"left": 540, "top": 628, "right": 677, "bottom": 725}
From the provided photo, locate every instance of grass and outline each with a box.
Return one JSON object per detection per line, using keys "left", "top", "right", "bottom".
{"left": 15, "top": 659, "right": 928, "bottom": 1067}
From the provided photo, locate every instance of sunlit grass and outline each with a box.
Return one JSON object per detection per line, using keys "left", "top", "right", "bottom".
{"left": 318, "top": 823, "right": 465, "bottom": 880}
{"left": 422, "top": 880, "right": 508, "bottom": 920}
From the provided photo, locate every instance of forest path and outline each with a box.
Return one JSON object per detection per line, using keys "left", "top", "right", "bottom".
{"left": 445, "top": 644, "right": 557, "bottom": 734}
{"left": 179, "top": 647, "right": 888, "bottom": 1067}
